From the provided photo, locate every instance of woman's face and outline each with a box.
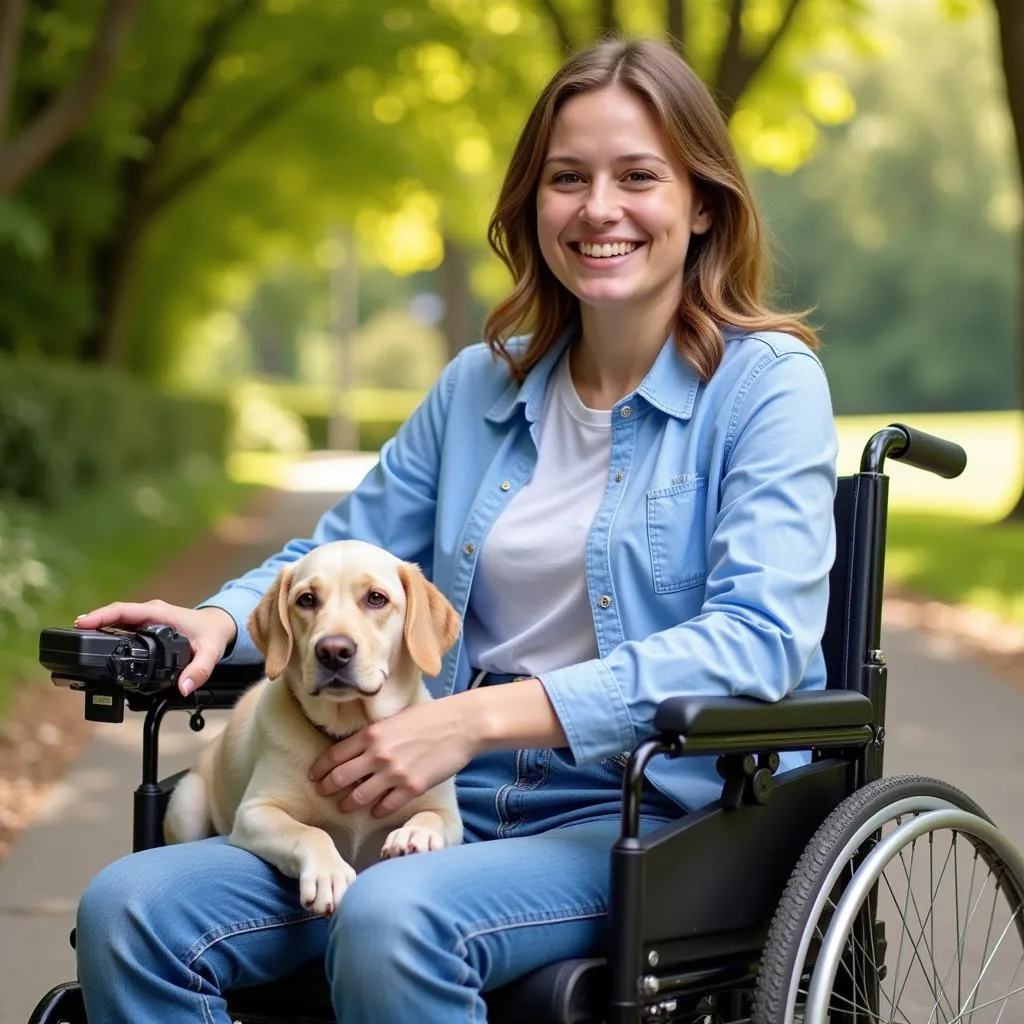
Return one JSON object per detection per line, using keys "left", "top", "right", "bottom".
{"left": 536, "top": 85, "right": 711, "bottom": 318}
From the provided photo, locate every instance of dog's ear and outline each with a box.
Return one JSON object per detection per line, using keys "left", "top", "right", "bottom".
{"left": 397, "top": 562, "right": 461, "bottom": 677}
{"left": 247, "top": 566, "right": 295, "bottom": 680}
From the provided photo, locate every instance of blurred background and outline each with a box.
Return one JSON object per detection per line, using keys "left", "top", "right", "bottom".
{"left": 0, "top": 0, "right": 1022, "bottom": 710}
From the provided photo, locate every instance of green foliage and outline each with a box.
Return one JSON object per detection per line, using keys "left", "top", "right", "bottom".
{"left": 0, "top": 466, "right": 254, "bottom": 716}
{"left": 0, "top": 0, "right": 877, "bottom": 378}
{"left": 0, "top": 355, "right": 231, "bottom": 506}
{"left": 754, "top": 0, "right": 1018, "bottom": 413}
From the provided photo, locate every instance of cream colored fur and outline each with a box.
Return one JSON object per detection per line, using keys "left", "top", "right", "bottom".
{"left": 163, "top": 539, "right": 464, "bottom": 917}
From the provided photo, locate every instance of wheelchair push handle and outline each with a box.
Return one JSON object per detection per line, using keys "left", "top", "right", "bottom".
{"left": 861, "top": 422, "right": 967, "bottom": 479}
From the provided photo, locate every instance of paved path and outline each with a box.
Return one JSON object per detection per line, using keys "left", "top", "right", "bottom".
{"left": 1, "top": 453, "right": 1022, "bottom": 1023}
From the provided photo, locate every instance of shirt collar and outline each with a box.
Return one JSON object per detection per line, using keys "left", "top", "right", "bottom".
{"left": 485, "top": 324, "right": 743, "bottom": 425}
{"left": 637, "top": 326, "right": 744, "bottom": 421}
{"left": 485, "top": 325, "right": 576, "bottom": 426}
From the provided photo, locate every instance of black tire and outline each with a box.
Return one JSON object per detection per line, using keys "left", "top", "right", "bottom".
{"left": 27, "top": 982, "right": 86, "bottom": 1024}
{"left": 752, "top": 774, "right": 991, "bottom": 1024}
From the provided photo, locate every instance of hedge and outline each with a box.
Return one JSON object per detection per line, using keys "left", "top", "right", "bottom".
{"left": 0, "top": 355, "right": 231, "bottom": 507}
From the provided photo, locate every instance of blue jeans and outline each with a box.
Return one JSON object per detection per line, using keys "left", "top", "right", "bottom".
{"left": 76, "top": 747, "right": 679, "bottom": 1023}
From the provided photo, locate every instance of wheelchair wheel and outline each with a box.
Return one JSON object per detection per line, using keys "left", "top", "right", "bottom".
{"left": 27, "top": 982, "right": 85, "bottom": 1024}
{"left": 752, "top": 774, "right": 1024, "bottom": 1023}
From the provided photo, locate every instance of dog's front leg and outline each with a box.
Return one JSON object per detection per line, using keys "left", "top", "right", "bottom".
{"left": 232, "top": 800, "right": 355, "bottom": 916}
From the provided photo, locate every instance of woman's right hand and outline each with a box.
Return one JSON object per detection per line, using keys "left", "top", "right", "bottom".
{"left": 74, "top": 602, "right": 238, "bottom": 697}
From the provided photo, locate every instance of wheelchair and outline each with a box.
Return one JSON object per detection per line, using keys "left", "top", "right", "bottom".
{"left": 27, "top": 423, "right": 1024, "bottom": 1024}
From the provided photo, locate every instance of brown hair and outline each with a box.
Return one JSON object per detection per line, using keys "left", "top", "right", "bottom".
{"left": 483, "top": 37, "right": 818, "bottom": 383}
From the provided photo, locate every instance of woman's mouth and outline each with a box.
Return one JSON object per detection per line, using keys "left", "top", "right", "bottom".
{"left": 572, "top": 240, "right": 643, "bottom": 260}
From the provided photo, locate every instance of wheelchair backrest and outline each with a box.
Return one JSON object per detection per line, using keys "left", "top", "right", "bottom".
{"left": 822, "top": 473, "right": 889, "bottom": 700}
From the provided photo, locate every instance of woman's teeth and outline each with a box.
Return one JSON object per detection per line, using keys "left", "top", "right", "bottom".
{"left": 577, "top": 241, "right": 638, "bottom": 258}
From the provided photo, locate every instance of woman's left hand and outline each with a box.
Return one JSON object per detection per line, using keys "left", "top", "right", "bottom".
{"left": 309, "top": 697, "right": 477, "bottom": 818}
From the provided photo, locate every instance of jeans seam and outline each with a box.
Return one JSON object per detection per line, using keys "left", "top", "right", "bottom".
{"left": 182, "top": 910, "right": 321, "bottom": 970}
{"left": 454, "top": 903, "right": 607, "bottom": 997}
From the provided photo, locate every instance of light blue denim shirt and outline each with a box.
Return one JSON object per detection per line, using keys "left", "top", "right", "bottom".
{"left": 203, "top": 327, "right": 838, "bottom": 811}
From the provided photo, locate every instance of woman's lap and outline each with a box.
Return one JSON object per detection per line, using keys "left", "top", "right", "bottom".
{"left": 76, "top": 814, "right": 670, "bottom": 1022}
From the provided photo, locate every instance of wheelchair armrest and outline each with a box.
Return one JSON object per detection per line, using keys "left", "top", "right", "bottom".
{"left": 654, "top": 690, "right": 874, "bottom": 737}
{"left": 651, "top": 690, "right": 875, "bottom": 758}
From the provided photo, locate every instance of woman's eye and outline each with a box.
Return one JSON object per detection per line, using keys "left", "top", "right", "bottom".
{"left": 624, "top": 170, "right": 657, "bottom": 184}
{"left": 366, "top": 590, "right": 389, "bottom": 609}
{"left": 296, "top": 592, "right": 317, "bottom": 609}
{"left": 552, "top": 171, "right": 584, "bottom": 186}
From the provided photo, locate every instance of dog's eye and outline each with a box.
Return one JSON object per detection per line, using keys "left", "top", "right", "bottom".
{"left": 296, "top": 592, "right": 317, "bottom": 610}
{"left": 366, "top": 590, "right": 388, "bottom": 609}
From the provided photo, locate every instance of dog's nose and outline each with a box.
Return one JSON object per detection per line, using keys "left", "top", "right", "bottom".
{"left": 315, "top": 635, "right": 357, "bottom": 669}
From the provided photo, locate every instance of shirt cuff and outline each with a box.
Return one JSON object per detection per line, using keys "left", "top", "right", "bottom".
{"left": 196, "top": 586, "right": 265, "bottom": 665}
{"left": 537, "top": 659, "right": 636, "bottom": 766}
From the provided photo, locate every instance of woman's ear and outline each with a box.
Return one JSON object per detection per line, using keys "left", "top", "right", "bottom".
{"left": 691, "top": 193, "right": 713, "bottom": 236}
{"left": 397, "top": 562, "right": 462, "bottom": 677}
{"left": 247, "top": 567, "right": 295, "bottom": 680}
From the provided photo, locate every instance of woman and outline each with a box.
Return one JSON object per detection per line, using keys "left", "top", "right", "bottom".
{"left": 74, "top": 36, "right": 837, "bottom": 1024}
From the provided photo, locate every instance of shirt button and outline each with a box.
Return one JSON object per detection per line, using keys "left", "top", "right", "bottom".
{"left": 500, "top": 480, "right": 512, "bottom": 491}
{"left": 614, "top": 470, "right": 624, "bottom": 482}
{"left": 598, "top": 594, "right": 612, "bottom": 609}
{"left": 620, "top": 405, "right": 632, "bottom": 418}
{"left": 464, "top": 542, "right": 475, "bottom": 555}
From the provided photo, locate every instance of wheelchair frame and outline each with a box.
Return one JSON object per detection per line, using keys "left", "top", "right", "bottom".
{"left": 29, "top": 422, "right": 1018, "bottom": 1024}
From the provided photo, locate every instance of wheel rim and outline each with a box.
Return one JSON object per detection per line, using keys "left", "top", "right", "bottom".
{"left": 781, "top": 796, "right": 962, "bottom": 1021}
{"left": 800, "top": 808, "right": 1024, "bottom": 1023}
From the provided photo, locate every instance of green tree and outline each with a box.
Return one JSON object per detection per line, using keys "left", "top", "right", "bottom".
{"left": 0, "top": 0, "right": 871, "bottom": 377}
{"left": 754, "top": 1, "right": 1016, "bottom": 414}
{"left": 0, "top": 0, "right": 139, "bottom": 196}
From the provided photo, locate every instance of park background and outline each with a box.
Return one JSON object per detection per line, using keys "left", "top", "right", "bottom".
{"left": 1, "top": 0, "right": 1023, "bottom": 732}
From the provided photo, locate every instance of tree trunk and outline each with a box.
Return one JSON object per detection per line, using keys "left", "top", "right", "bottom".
{"left": 441, "top": 236, "right": 472, "bottom": 363}
{"left": 992, "top": 0, "right": 1024, "bottom": 519}
{"left": 80, "top": 194, "right": 149, "bottom": 363}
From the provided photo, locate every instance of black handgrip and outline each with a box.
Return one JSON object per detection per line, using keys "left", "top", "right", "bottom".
{"left": 887, "top": 422, "right": 967, "bottom": 479}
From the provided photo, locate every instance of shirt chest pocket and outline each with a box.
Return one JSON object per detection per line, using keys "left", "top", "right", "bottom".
{"left": 646, "top": 477, "right": 709, "bottom": 594}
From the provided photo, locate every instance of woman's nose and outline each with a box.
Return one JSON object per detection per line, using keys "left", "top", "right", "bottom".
{"left": 580, "top": 182, "right": 620, "bottom": 225}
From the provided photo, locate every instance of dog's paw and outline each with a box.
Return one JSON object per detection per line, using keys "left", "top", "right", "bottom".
{"left": 298, "top": 854, "right": 356, "bottom": 917}
{"left": 381, "top": 825, "right": 445, "bottom": 859}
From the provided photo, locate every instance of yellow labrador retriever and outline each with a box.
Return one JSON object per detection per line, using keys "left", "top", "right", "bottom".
{"left": 163, "top": 539, "right": 464, "bottom": 916}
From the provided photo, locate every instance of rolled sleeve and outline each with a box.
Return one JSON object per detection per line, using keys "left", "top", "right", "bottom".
{"left": 538, "top": 659, "right": 635, "bottom": 766}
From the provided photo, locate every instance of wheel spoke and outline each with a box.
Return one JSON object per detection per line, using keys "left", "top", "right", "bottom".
{"left": 888, "top": 832, "right": 958, "bottom": 1019}
{"left": 929, "top": 864, "right": 996, "bottom": 1022}
{"left": 991, "top": 951, "right": 1024, "bottom": 1024}
{"left": 953, "top": 904, "right": 1023, "bottom": 1020}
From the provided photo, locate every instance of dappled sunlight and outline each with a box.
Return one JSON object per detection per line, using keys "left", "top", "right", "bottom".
{"left": 356, "top": 186, "right": 444, "bottom": 275}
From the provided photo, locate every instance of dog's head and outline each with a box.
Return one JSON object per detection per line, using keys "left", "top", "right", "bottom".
{"left": 247, "top": 540, "right": 461, "bottom": 712}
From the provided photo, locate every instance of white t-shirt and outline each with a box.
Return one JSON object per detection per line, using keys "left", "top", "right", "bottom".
{"left": 464, "top": 352, "right": 612, "bottom": 675}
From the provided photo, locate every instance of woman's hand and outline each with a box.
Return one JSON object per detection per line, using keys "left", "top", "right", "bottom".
{"left": 74, "top": 602, "right": 238, "bottom": 697}
{"left": 309, "top": 697, "right": 478, "bottom": 819}
{"left": 308, "top": 679, "right": 568, "bottom": 819}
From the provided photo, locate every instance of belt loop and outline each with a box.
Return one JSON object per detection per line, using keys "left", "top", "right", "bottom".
{"left": 469, "top": 667, "right": 488, "bottom": 689}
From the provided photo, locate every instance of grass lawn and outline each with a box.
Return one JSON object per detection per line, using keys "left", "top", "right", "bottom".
{"left": 837, "top": 411, "right": 1024, "bottom": 625}
{"left": 0, "top": 457, "right": 255, "bottom": 719}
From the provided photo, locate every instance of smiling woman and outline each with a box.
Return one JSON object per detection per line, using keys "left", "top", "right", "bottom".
{"left": 485, "top": 39, "right": 819, "bottom": 395}
{"left": 72, "top": 37, "right": 839, "bottom": 1024}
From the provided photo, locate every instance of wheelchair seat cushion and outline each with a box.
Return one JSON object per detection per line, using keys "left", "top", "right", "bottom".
{"left": 224, "top": 955, "right": 606, "bottom": 1024}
